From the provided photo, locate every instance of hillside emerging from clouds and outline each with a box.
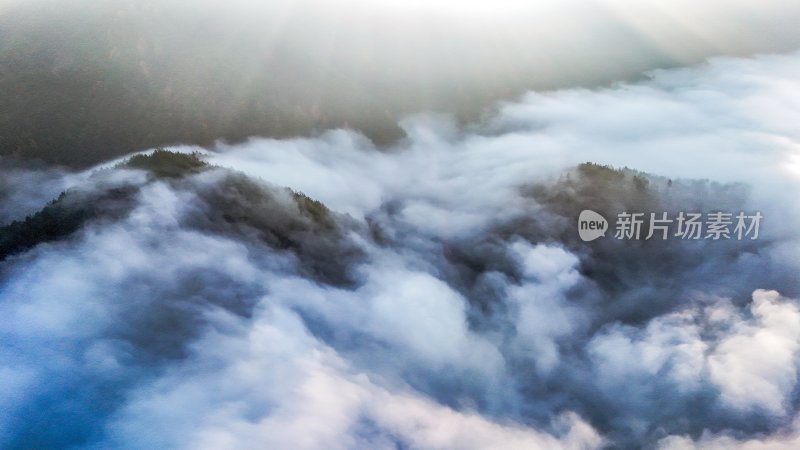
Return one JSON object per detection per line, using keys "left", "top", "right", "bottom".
{"left": 1, "top": 149, "right": 796, "bottom": 449}
{"left": 2, "top": 3, "right": 800, "bottom": 448}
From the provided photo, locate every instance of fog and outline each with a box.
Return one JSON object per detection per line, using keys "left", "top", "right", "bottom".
{"left": 1, "top": 47, "right": 799, "bottom": 449}
{"left": 3, "top": 0, "right": 800, "bottom": 165}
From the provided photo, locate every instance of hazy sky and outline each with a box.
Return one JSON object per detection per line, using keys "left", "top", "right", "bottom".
{"left": 3, "top": 0, "right": 800, "bottom": 164}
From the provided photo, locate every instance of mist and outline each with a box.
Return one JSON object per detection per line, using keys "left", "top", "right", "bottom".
{"left": 3, "top": 0, "right": 800, "bottom": 166}
{"left": 1, "top": 43, "right": 799, "bottom": 450}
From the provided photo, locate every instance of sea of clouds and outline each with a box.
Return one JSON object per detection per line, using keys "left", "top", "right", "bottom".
{"left": 0, "top": 50, "right": 799, "bottom": 450}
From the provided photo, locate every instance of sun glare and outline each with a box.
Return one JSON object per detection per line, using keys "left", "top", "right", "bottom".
{"left": 786, "top": 152, "right": 800, "bottom": 180}
{"left": 352, "top": 0, "right": 541, "bottom": 15}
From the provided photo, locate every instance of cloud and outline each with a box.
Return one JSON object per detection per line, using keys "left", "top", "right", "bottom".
{"left": 589, "top": 289, "right": 800, "bottom": 439}
{"left": 508, "top": 242, "right": 584, "bottom": 375}
{"left": 205, "top": 51, "right": 800, "bottom": 233}
{"left": 99, "top": 305, "right": 603, "bottom": 450}
{"left": 658, "top": 418, "right": 800, "bottom": 450}
{"left": 709, "top": 290, "right": 800, "bottom": 415}
{"left": 1, "top": 50, "right": 800, "bottom": 449}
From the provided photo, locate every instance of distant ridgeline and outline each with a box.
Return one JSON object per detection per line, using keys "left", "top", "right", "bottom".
{"left": 1, "top": 156, "right": 783, "bottom": 328}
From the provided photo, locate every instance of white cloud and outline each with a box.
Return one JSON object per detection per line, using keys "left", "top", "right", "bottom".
{"left": 709, "top": 290, "right": 800, "bottom": 415}
{"left": 590, "top": 290, "right": 800, "bottom": 416}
